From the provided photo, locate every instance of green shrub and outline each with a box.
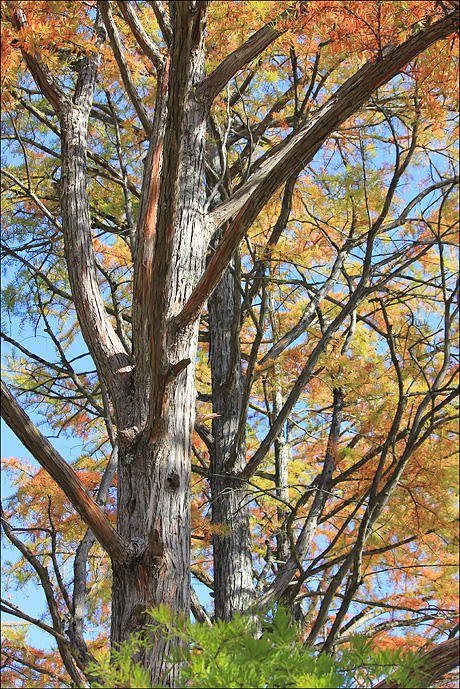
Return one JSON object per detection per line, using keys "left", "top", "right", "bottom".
{"left": 89, "top": 605, "right": 424, "bottom": 688}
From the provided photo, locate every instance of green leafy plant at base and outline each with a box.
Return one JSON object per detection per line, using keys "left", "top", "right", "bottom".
{"left": 88, "top": 605, "right": 425, "bottom": 688}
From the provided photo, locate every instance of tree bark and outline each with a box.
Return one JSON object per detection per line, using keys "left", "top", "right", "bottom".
{"left": 208, "top": 260, "right": 255, "bottom": 621}
{"left": 109, "top": 5, "right": 210, "bottom": 684}
{"left": 205, "top": 106, "right": 255, "bottom": 620}
{"left": 0, "top": 382, "right": 129, "bottom": 563}
{"left": 174, "top": 8, "right": 459, "bottom": 331}
{"left": 3, "top": 3, "right": 458, "bottom": 686}
{"left": 273, "top": 369, "right": 291, "bottom": 566}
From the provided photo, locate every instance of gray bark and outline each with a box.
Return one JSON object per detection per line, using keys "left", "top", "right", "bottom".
{"left": 209, "top": 262, "right": 255, "bottom": 620}
{"left": 110, "top": 6, "right": 209, "bottom": 683}
{"left": 2, "top": 2, "right": 458, "bottom": 686}
{"left": 273, "top": 367, "right": 291, "bottom": 567}
{"left": 206, "top": 112, "right": 255, "bottom": 620}
{"left": 268, "top": 293, "right": 291, "bottom": 568}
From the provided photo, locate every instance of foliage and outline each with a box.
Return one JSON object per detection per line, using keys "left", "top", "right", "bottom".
{"left": 88, "top": 605, "right": 424, "bottom": 689}
{"left": 1, "top": 0, "right": 459, "bottom": 687}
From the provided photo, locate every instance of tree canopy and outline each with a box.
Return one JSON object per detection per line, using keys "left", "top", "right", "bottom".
{"left": 1, "top": 1, "right": 459, "bottom": 687}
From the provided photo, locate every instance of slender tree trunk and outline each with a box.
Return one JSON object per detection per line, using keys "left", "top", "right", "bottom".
{"left": 208, "top": 257, "right": 255, "bottom": 620}
{"left": 273, "top": 371, "right": 291, "bottom": 565}
{"left": 204, "top": 109, "right": 255, "bottom": 621}
{"left": 269, "top": 294, "right": 291, "bottom": 567}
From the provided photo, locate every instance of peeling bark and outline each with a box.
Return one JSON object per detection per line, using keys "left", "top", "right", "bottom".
{"left": 110, "top": 5, "right": 210, "bottom": 683}
{"left": 3, "top": 2, "right": 458, "bottom": 686}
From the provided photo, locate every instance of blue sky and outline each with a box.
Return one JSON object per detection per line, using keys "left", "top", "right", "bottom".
{"left": 2, "top": 151, "right": 455, "bottom": 663}
{"left": 1, "top": 11, "right": 458, "bottom": 676}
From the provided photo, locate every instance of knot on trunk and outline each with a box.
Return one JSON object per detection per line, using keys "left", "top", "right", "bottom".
{"left": 126, "top": 603, "right": 148, "bottom": 633}
{"left": 147, "top": 527, "right": 165, "bottom": 559}
{"left": 166, "top": 471, "right": 180, "bottom": 489}
{"left": 118, "top": 425, "right": 143, "bottom": 450}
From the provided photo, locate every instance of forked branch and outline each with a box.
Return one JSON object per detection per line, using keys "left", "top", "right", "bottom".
{"left": 174, "top": 9, "right": 458, "bottom": 331}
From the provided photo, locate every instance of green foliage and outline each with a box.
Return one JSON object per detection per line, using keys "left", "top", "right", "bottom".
{"left": 89, "top": 605, "right": 425, "bottom": 689}
{"left": 90, "top": 636, "right": 151, "bottom": 689}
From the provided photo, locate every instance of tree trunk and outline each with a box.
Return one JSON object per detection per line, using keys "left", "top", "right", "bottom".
{"left": 273, "top": 370, "right": 292, "bottom": 563}
{"left": 268, "top": 294, "right": 291, "bottom": 568}
{"left": 110, "top": 38, "right": 209, "bottom": 683}
{"left": 208, "top": 261, "right": 256, "bottom": 621}
{"left": 4, "top": 3, "right": 458, "bottom": 686}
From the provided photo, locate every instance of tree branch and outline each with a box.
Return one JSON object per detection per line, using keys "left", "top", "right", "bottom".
{"left": 0, "top": 649, "right": 73, "bottom": 687}
{"left": 190, "top": 587, "right": 212, "bottom": 626}
{"left": 146, "top": 1, "right": 208, "bottom": 439}
{"left": 1, "top": 507, "right": 84, "bottom": 687}
{"left": 57, "top": 14, "right": 135, "bottom": 404}
{"left": 174, "top": 10, "right": 458, "bottom": 330}
{"left": 116, "top": 1, "right": 164, "bottom": 71}
{"left": 197, "top": 3, "right": 306, "bottom": 108}
{"left": 99, "top": 1, "right": 153, "bottom": 136}
{"left": 6, "top": 2, "right": 66, "bottom": 113}
{"left": 0, "top": 598, "right": 70, "bottom": 647}
{"left": 10, "top": 4, "right": 135, "bottom": 402}
{"left": 69, "top": 444, "right": 118, "bottom": 668}
{"left": 0, "top": 381, "right": 133, "bottom": 563}
{"left": 255, "top": 237, "right": 355, "bottom": 374}
{"left": 148, "top": 0, "right": 172, "bottom": 45}
{"left": 374, "top": 636, "right": 459, "bottom": 689}
{"left": 1, "top": 168, "right": 62, "bottom": 231}
{"left": 258, "top": 388, "right": 344, "bottom": 608}
{"left": 0, "top": 244, "right": 132, "bottom": 326}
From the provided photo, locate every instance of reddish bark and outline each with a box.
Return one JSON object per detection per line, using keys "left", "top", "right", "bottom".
{"left": 2, "top": 1, "right": 458, "bottom": 686}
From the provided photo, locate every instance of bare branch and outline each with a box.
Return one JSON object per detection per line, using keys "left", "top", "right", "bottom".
{"left": 1, "top": 507, "right": 84, "bottom": 687}
{"left": 69, "top": 444, "right": 118, "bottom": 668}
{"left": 1, "top": 168, "right": 62, "bottom": 231}
{"left": 174, "top": 10, "right": 458, "bottom": 330}
{"left": 148, "top": 0, "right": 172, "bottom": 45}
{"left": 6, "top": 2, "right": 66, "bottom": 113}
{"left": 0, "top": 381, "right": 133, "bottom": 562}
{"left": 116, "top": 1, "right": 164, "bottom": 70}
{"left": 190, "top": 587, "right": 212, "bottom": 626}
{"left": 197, "top": 3, "right": 306, "bottom": 108}
{"left": 258, "top": 388, "right": 344, "bottom": 608}
{"left": 99, "top": 1, "right": 153, "bottom": 136}
{"left": 0, "top": 598, "right": 70, "bottom": 647}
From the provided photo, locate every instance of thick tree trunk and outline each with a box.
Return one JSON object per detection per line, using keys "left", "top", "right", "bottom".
{"left": 110, "top": 38, "right": 209, "bottom": 683}
{"left": 5, "top": 3, "right": 458, "bottom": 686}
{"left": 208, "top": 263, "right": 256, "bottom": 620}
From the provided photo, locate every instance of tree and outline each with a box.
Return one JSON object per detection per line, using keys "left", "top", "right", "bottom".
{"left": 1, "top": 0, "right": 458, "bottom": 686}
